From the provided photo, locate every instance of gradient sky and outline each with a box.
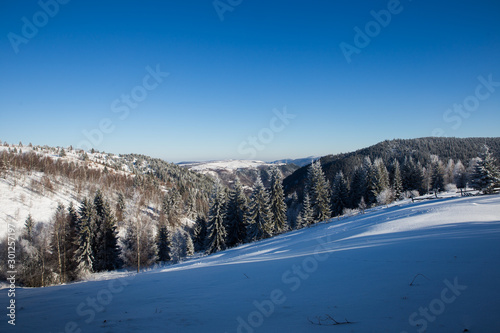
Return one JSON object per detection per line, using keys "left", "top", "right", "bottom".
{"left": 1, "top": 0, "right": 499, "bottom": 162}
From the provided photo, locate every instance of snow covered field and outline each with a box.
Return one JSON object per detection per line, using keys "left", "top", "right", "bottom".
{"left": 2, "top": 194, "right": 500, "bottom": 332}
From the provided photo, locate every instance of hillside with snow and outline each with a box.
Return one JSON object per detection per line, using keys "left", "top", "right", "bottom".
{"left": 2, "top": 194, "right": 499, "bottom": 332}
{"left": 0, "top": 144, "right": 214, "bottom": 237}
{"left": 179, "top": 159, "right": 299, "bottom": 190}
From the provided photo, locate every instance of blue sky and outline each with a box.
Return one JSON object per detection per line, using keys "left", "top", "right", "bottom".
{"left": 1, "top": 0, "right": 499, "bottom": 162}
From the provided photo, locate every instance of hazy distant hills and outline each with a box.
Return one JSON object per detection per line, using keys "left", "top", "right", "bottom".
{"left": 178, "top": 159, "right": 299, "bottom": 190}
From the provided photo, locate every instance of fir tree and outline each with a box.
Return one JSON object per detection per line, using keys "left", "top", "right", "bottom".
{"left": 206, "top": 183, "right": 227, "bottom": 254}
{"left": 65, "top": 203, "right": 80, "bottom": 281}
{"left": 224, "top": 178, "right": 248, "bottom": 248}
{"left": 362, "top": 157, "right": 376, "bottom": 205}
{"left": 269, "top": 167, "right": 287, "bottom": 235}
{"left": 391, "top": 159, "right": 403, "bottom": 200}
{"left": 156, "top": 223, "right": 171, "bottom": 262}
{"left": 93, "top": 190, "right": 121, "bottom": 271}
{"left": 402, "top": 156, "right": 424, "bottom": 194}
{"left": 431, "top": 160, "right": 446, "bottom": 194}
{"left": 306, "top": 161, "right": 331, "bottom": 223}
{"left": 469, "top": 145, "right": 500, "bottom": 194}
{"left": 193, "top": 215, "right": 207, "bottom": 253}
{"left": 370, "top": 158, "right": 390, "bottom": 200}
{"left": 331, "top": 171, "right": 349, "bottom": 217}
{"left": 76, "top": 198, "right": 96, "bottom": 274}
{"left": 349, "top": 166, "right": 367, "bottom": 208}
{"left": 246, "top": 177, "right": 273, "bottom": 241}
{"left": 296, "top": 193, "right": 314, "bottom": 228}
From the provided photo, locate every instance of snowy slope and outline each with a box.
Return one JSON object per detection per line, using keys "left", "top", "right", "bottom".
{"left": 0, "top": 145, "right": 130, "bottom": 236}
{"left": 179, "top": 160, "right": 283, "bottom": 173}
{"left": 2, "top": 195, "right": 500, "bottom": 332}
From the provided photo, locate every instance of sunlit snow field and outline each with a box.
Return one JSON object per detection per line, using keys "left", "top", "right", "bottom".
{"left": 2, "top": 194, "right": 500, "bottom": 332}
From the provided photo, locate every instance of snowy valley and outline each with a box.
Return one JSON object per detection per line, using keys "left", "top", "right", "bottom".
{"left": 1, "top": 137, "right": 500, "bottom": 332}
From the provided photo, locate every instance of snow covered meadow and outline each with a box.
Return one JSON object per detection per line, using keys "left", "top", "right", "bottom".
{"left": 2, "top": 194, "right": 499, "bottom": 332}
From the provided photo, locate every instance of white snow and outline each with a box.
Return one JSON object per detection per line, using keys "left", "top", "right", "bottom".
{"left": 180, "top": 160, "right": 282, "bottom": 172}
{"left": 2, "top": 194, "right": 500, "bottom": 332}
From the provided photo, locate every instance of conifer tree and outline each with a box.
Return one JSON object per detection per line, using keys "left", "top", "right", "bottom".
{"left": 65, "top": 203, "right": 80, "bottom": 281}
{"left": 246, "top": 177, "right": 273, "bottom": 241}
{"left": 370, "top": 158, "right": 390, "bottom": 200}
{"left": 93, "top": 190, "right": 121, "bottom": 271}
{"left": 224, "top": 178, "right": 248, "bottom": 248}
{"left": 206, "top": 183, "right": 227, "bottom": 254}
{"left": 305, "top": 161, "right": 331, "bottom": 223}
{"left": 269, "top": 167, "right": 287, "bottom": 235}
{"left": 431, "top": 160, "right": 446, "bottom": 194}
{"left": 331, "top": 171, "right": 349, "bottom": 217}
{"left": 349, "top": 166, "right": 367, "bottom": 208}
{"left": 296, "top": 193, "right": 314, "bottom": 228}
{"left": 157, "top": 222, "right": 171, "bottom": 262}
{"left": 402, "top": 156, "right": 424, "bottom": 194}
{"left": 469, "top": 145, "right": 500, "bottom": 194}
{"left": 391, "top": 159, "right": 403, "bottom": 200}
{"left": 193, "top": 215, "right": 207, "bottom": 253}
{"left": 76, "top": 198, "right": 96, "bottom": 274}
{"left": 362, "top": 157, "right": 376, "bottom": 205}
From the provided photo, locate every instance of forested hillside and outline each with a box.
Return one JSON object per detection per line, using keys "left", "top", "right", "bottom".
{"left": 284, "top": 137, "right": 500, "bottom": 197}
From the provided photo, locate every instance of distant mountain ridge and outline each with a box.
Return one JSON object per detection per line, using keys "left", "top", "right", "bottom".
{"left": 178, "top": 159, "right": 299, "bottom": 190}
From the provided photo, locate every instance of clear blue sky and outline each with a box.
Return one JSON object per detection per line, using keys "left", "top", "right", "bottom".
{"left": 1, "top": 0, "right": 499, "bottom": 162}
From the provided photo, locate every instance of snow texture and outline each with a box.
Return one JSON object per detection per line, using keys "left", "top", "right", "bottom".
{"left": 2, "top": 194, "right": 500, "bottom": 332}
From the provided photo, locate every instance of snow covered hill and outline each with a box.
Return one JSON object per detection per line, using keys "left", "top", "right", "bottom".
{"left": 3, "top": 194, "right": 500, "bottom": 332}
{"left": 179, "top": 159, "right": 276, "bottom": 173}
{"left": 179, "top": 159, "right": 299, "bottom": 190}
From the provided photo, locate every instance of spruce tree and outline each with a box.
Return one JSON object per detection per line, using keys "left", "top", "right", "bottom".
{"left": 93, "top": 190, "right": 121, "bottom": 271}
{"left": 76, "top": 198, "right": 96, "bottom": 274}
{"left": 306, "top": 161, "right": 331, "bottom": 223}
{"left": 156, "top": 223, "right": 171, "bottom": 262}
{"left": 349, "top": 166, "right": 367, "bottom": 208}
{"left": 65, "top": 203, "right": 80, "bottom": 281}
{"left": 391, "top": 159, "right": 403, "bottom": 200}
{"left": 431, "top": 160, "right": 446, "bottom": 194}
{"left": 206, "top": 183, "right": 227, "bottom": 254}
{"left": 224, "top": 178, "right": 248, "bottom": 248}
{"left": 362, "top": 157, "right": 376, "bottom": 205}
{"left": 193, "top": 215, "right": 207, "bottom": 253}
{"left": 246, "top": 177, "right": 273, "bottom": 241}
{"left": 331, "top": 171, "right": 349, "bottom": 217}
{"left": 269, "top": 167, "right": 287, "bottom": 235}
{"left": 469, "top": 145, "right": 500, "bottom": 194}
{"left": 296, "top": 193, "right": 314, "bottom": 228}
{"left": 370, "top": 158, "right": 390, "bottom": 200}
